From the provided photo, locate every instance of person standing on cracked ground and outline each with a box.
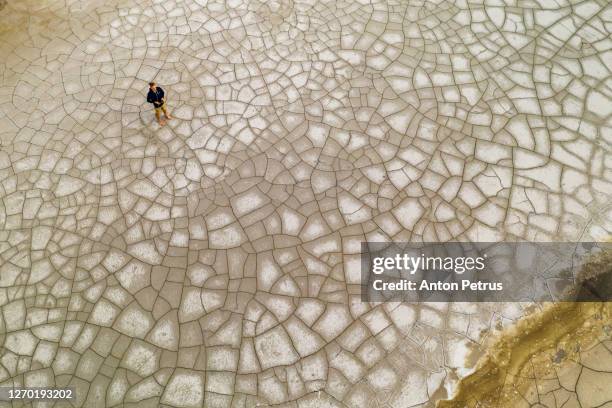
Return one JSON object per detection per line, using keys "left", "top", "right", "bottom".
{"left": 147, "top": 82, "right": 172, "bottom": 126}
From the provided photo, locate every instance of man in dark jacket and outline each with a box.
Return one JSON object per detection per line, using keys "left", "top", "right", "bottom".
{"left": 147, "top": 82, "right": 172, "bottom": 125}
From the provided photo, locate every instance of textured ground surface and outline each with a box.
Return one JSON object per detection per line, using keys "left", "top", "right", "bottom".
{"left": 440, "top": 300, "right": 612, "bottom": 408}
{"left": 0, "top": 0, "right": 611, "bottom": 407}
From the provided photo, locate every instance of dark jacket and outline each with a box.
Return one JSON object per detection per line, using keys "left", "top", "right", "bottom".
{"left": 147, "top": 87, "right": 165, "bottom": 108}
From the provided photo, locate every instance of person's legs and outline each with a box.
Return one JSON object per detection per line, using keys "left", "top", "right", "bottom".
{"left": 154, "top": 107, "right": 165, "bottom": 125}
{"left": 161, "top": 104, "right": 172, "bottom": 119}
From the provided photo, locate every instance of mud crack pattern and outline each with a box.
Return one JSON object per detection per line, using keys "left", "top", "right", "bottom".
{"left": 0, "top": 0, "right": 611, "bottom": 407}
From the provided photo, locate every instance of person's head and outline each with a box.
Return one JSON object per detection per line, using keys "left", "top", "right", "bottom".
{"left": 149, "top": 82, "right": 156, "bottom": 90}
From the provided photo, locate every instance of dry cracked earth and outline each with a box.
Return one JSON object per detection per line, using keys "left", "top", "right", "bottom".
{"left": 0, "top": 0, "right": 611, "bottom": 407}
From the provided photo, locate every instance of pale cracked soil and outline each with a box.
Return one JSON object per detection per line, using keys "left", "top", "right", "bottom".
{"left": 0, "top": 0, "right": 611, "bottom": 407}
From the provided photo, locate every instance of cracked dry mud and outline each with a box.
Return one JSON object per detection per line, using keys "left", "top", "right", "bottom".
{"left": 0, "top": 0, "right": 611, "bottom": 407}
